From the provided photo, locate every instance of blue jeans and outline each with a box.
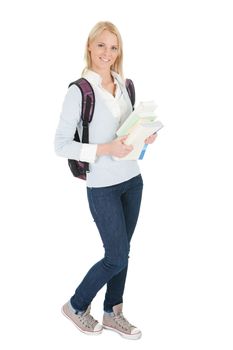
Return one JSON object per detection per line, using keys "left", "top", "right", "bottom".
{"left": 70, "top": 174, "right": 143, "bottom": 312}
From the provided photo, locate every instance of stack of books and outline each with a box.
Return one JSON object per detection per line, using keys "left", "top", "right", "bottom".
{"left": 114, "top": 101, "right": 163, "bottom": 160}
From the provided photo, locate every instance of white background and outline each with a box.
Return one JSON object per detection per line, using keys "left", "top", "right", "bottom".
{"left": 0, "top": 0, "right": 233, "bottom": 349}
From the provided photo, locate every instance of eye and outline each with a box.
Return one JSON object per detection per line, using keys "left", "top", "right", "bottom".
{"left": 111, "top": 46, "right": 118, "bottom": 51}
{"left": 97, "top": 43, "right": 105, "bottom": 48}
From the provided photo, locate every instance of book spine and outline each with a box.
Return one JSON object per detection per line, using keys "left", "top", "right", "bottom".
{"left": 138, "top": 144, "right": 148, "bottom": 160}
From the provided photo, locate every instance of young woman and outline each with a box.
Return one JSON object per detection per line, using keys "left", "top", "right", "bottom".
{"left": 55, "top": 21, "right": 156, "bottom": 340}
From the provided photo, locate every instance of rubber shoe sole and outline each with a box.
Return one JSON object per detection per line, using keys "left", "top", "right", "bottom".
{"left": 103, "top": 324, "right": 142, "bottom": 340}
{"left": 61, "top": 305, "right": 103, "bottom": 335}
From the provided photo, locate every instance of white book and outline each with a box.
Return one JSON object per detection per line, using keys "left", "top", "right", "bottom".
{"left": 116, "top": 101, "right": 158, "bottom": 137}
{"left": 114, "top": 120, "right": 163, "bottom": 160}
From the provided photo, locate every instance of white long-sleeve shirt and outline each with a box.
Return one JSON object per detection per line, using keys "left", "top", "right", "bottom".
{"left": 54, "top": 70, "right": 140, "bottom": 187}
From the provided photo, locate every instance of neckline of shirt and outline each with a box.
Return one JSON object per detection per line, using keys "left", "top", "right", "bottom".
{"left": 83, "top": 69, "right": 124, "bottom": 89}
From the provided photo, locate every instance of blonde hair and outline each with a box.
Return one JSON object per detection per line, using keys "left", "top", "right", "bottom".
{"left": 82, "top": 21, "right": 124, "bottom": 78}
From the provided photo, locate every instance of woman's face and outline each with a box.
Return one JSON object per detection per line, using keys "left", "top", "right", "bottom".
{"left": 88, "top": 30, "right": 119, "bottom": 73}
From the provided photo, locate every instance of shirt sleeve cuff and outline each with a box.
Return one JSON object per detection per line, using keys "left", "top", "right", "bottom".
{"left": 79, "top": 144, "right": 97, "bottom": 163}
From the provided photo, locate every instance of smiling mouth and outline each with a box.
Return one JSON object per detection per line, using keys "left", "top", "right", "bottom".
{"left": 100, "top": 57, "right": 111, "bottom": 62}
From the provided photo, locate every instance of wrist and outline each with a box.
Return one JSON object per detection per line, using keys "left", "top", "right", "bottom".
{"left": 96, "top": 143, "right": 111, "bottom": 156}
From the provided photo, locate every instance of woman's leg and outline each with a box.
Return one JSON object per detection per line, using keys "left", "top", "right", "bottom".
{"left": 104, "top": 174, "right": 143, "bottom": 312}
{"left": 70, "top": 181, "right": 130, "bottom": 312}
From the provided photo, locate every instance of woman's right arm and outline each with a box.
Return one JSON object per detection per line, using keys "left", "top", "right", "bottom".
{"left": 54, "top": 85, "right": 97, "bottom": 162}
{"left": 97, "top": 136, "right": 133, "bottom": 158}
{"left": 55, "top": 85, "right": 133, "bottom": 161}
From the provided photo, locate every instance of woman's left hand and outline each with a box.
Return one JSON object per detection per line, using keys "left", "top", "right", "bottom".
{"left": 144, "top": 133, "right": 157, "bottom": 144}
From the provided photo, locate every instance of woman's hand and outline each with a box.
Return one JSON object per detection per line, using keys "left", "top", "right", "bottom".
{"left": 144, "top": 133, "right": 157, "bottom": 144}
{"left": 97, "top": 136, "right": 133, "bottom": 158}
{"left": 109, "top": 136, "right": 133, "bottom": 157}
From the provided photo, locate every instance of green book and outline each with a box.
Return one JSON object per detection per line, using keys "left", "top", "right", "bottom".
{"left": 117, "top": 101, "right": 158, "bottom": 137}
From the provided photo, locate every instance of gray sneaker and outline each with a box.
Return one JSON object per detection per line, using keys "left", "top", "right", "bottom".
{"left": 102, "top": 303, "right": 142, "bottom": 340}
{"left": 62, "top": 302, "right": 103, "bottom": 335}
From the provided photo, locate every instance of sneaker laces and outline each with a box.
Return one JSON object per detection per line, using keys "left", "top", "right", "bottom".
{"left": 77, "top": 310, "right": 98, "bottom": 328}
{"left": 114, "top": 312, "right": 134, "bottom": 332}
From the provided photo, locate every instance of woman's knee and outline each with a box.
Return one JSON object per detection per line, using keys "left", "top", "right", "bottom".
{"left": 103, "top": 254, "right": 128, "bottom": 272}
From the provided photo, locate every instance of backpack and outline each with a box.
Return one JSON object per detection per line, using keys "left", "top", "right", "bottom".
{"left": 68, "top": 77, "right": 135, "bottom": 180}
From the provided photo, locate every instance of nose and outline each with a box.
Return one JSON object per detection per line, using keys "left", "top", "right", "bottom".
{"left": 103, "top": 46, "right": 111, "bottom": 56}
